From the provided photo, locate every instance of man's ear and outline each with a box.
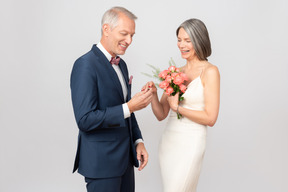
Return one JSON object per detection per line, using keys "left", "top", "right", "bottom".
{"left": 102, "top": 24, "right": 110, "bottom": 37}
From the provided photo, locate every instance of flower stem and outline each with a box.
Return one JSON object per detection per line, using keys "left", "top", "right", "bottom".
{"left": 177, "top": 113, "right": 182, "bottom": 119}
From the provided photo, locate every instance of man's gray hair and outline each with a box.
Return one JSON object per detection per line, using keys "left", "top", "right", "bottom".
{"left": 101, "top": 7, "right": 137, "bottom": 34}
{"left": 176, "top": 18, "right": 212, "bottom": 61}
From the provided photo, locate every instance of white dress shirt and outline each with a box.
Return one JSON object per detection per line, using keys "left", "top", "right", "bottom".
{"left": 97, "top": 43, "right": 143, "bottom": 145}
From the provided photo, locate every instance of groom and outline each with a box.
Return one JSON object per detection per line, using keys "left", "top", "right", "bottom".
{"left": 70, "top": 7, "right": 153, "bottom": 192}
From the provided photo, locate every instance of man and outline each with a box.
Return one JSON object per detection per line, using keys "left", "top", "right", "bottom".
{"left": 70, "top": 7, "right": 153, "bottom": 192}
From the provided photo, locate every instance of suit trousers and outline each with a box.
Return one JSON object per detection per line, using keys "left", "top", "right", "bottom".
{"left": 85, "top": 160, "right": 135, "bottom": 192}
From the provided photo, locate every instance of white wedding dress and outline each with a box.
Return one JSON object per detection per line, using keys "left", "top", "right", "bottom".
{"left": 159, "top": 76, "right": 207, "bottom": 192}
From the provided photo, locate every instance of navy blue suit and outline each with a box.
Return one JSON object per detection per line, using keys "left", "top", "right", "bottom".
{"left": 70, "top": 45, "right": 142, "bottom": 182}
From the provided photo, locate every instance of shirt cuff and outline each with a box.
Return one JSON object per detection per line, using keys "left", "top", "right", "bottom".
{"left": 122, "top": 103, "right": 131, "bottom": 119}
{"left": 134, "top": 139, "right": 144, "bottom": 146}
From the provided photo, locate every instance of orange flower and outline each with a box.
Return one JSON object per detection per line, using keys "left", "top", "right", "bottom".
{"left": 179, "top": 72, "right": 189, "bottom": 81}
{"left": 168, "top": 66, "right": 177, "bottom": 72}
{"left": 165, "top": 75, "right": 172, "bottom": 83}
{"left": 159, "top": 81, "right": 170, "bottom": 89}
{"left": 165, "top": 86, "right": 174, "bottom": 95}
{"left": 158, "top": 70, "right": 169, "bottom": 79}
{"left": 173, "top": 75, "right": 185, "bottom": 85}
{"left": 179, "top": 84, "right": 187, "bottom": 93}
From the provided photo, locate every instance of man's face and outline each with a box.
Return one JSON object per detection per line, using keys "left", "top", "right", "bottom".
{"left": 104, "top": 13, "right": 135, "bottom": 57}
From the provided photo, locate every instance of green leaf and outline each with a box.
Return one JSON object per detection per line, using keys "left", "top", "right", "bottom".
{"left": 169, "top": 57, "right": 176, "bottom": 67}
{"left": 141, "top": 72, "right": 153, "bottom": 78}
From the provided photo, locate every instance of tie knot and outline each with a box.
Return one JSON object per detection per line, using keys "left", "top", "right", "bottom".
{"left": 110, "top": 56, "right": 120, "bottom": 65}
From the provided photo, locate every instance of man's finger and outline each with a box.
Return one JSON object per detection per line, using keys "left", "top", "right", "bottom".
{"left": 137, "top": 152, "right": 141, "bottom": 161}
{"left": 138, "top": 156, "right": 144, "bottom": 171}
{"left": 138, "top": 153, "right": 148, "bottom": 171}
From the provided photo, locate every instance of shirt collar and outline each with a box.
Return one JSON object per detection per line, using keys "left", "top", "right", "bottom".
{"left": 97, "top": 42, "right": 115, "bottom": 61}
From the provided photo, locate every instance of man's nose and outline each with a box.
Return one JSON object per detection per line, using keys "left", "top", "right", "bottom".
{"left": 126, "top": 35, "right": 133, "bottom": 45}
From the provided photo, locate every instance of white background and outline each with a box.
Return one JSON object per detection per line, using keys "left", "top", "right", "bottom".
{"left": 0, "top": 0, "right": 287, "bottom": 191}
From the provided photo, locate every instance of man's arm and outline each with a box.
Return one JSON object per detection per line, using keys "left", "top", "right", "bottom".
{"left": 70, "top": 58, "right": 126, "bottom": 132}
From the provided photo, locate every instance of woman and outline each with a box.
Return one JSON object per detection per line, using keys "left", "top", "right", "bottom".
{"left": 146, "top": 19, "right": 220, "bottom": 191}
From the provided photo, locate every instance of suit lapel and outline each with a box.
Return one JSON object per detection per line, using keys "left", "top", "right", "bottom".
{"left": 118, "top": 61, "right": 128, "bottom": 88}
{"left": 92, "top": 45, "right": 124, "bottom": 101}
{"left": 107, "top": 62, "right": 125, "bottom": 102}
{"left": 118, "top": 60, "right": 131, "bottom": 102}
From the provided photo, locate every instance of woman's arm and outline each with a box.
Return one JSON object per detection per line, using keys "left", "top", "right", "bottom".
{"left": 145, "top": 81, "right": 171, "bottom": 121}
{"left": 168, "top": 66, "right": 220, "bottom": 126}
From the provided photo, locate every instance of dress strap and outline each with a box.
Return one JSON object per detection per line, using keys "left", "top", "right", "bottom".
{"left": 199, "top": 67, "right": 204, "bottom": 79}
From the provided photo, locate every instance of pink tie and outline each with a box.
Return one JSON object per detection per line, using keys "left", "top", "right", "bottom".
{"left": 110, "top": 56, "right": 120, "bottom": 65}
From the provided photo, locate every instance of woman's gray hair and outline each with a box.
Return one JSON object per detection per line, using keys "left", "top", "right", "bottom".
{"left": 101, "top": 7, "right": 137, "bottom": 34}
{"left": 176, "top": 18, "right": 211, "bottom": 61}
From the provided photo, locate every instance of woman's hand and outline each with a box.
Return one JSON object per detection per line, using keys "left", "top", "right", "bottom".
{"left": 167, "top": 92, "right": 179, "bottom": 112}
{"left": 142, "top": 81, "right": 157, "bottom": 95}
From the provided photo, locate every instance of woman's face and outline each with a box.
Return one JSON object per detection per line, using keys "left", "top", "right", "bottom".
{"left": 177, "top": 28, "right": 196, "bottom": 60}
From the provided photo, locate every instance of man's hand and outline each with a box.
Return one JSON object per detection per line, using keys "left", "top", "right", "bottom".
{"left": 127, "top": 88, "right": 153, "bottom": 113}
{"left": 136, "top": 142, "right": 148, "bottom": 171}
{"left": 142, "top": 81, "right": 157, "bottom": 95}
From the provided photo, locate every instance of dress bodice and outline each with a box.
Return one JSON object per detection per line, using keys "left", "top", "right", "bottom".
{"left": 169, "top": 76, "right": 205, "bottom": 123}
{"left": 181, "top": 76, "right": 204, "bottom": 111}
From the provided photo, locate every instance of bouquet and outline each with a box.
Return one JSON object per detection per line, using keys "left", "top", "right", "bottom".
{"left": 143, "top": 58, "right": 188, "bottom": 119}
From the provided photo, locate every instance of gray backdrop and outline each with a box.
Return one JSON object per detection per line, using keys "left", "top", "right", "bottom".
{"left": 1, "top": 0, "right": 287, "bottom": 191}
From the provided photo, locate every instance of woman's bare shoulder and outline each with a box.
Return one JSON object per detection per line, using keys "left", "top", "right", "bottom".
{"left": 204, "top": 62, "right": 219, "bottom": 76}
{"left": 202, "top": 62, "right": 220, "bottom": 85}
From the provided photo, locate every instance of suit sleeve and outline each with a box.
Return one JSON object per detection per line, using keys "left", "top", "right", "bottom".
{"left": 70, "top": 58, "right": 126, "bottom": 132}
{"left": 120, "top": 61, "right": 144, "bottom": 142}
{"left": 131, "top": 112, "right": 143, "bottom": 142}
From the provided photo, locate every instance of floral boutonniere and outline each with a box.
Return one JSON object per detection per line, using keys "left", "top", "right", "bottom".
{"left": 129, "top": 75, "right": 133, "bottom": 85}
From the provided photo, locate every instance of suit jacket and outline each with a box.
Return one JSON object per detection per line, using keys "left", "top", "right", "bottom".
{"left": 70, "top": 44, "right": 142, "bottom": 178}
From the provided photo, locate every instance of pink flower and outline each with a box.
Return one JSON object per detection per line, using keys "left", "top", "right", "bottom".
{"left": 158, "top": 70, "right": 169, "bottom": 79}
{"left": 171, "top": 72, "right": 178, "bottom": 79}
{"left": 165, "top": 75, "right": 172, "bottom": 83}
{"left": 168, "top": 66, "right": 176, "bottom": 72}
{"left": 159, "top": 81, "right": 169, "bottom": 89}
{"left": 173, "top": 75, "right": 185, "bottom": 85}
{"left": 179, "top": 84, "right": 187, "bottom": 93}
{"left": 165, "top": 86, "right": 174, "bottom": 95}
{"left": 129, "top": 75, "right": 133, "bottom": 85}
{"left": 179, "top": 72, "right": 189, "bottom": 81}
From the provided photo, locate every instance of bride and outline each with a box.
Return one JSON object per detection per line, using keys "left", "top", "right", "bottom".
{"left": 145, "top": 18, "right": 220, "bottom": 192}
